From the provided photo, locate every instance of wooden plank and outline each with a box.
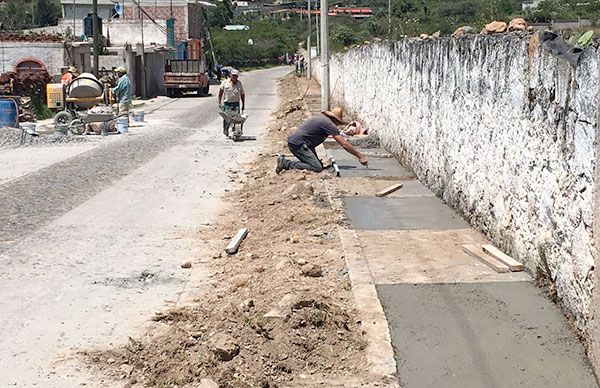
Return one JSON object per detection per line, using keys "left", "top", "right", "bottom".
{"left": 225, "top": 228, "right": 249, "bottom": 255}
{"left": 482, "top": 244, "right": 525, "bottom": 272}
{"left": 376, "top": 183, "right": 404, "bottom": 197}
{"left": 462, "top": 244, "right": 509, "bottom": 273}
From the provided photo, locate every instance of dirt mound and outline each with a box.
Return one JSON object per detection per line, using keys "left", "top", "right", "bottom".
{"left": 84, "top": 73, "right": 373, "bottom": 387}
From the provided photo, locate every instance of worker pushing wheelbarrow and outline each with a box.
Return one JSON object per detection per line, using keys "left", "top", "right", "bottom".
{"left": 217, "top": 68, "right": 247, "bottom": 141}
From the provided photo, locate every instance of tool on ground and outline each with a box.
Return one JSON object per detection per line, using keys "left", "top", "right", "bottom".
{"left": 376, "top": 183, "right": 404, "bottom": 197}
{"left": 330, "top": 157, "right": 340, "bottom": 177}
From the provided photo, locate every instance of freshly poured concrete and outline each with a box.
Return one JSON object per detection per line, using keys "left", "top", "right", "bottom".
{"left": 358, "top": 229, "right": 530, "bottom": 284}
{"left": 344, "top": 196, "right": 470, "bottom": 230}
{"left": 337, "top": 178, "right": 436, "bottom": 198}
{"left": 377, "top": 282, "right": 598, "bottom": 388}
{"left": 328, "top": 148, "right": 413, "bottom": 178}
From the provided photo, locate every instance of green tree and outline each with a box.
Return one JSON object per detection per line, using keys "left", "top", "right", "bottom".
{"left": 208, "top": 0, "right": 234, "bottom": 28}
{"left": 1, "top": 0, "right": 33, "bottom": 30}
{"left": 34, "top": 0, "right": 61, "bottom": 27}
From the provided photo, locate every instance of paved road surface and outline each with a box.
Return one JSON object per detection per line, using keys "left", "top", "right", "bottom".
{"left": 0, "top": 67, "right": 290, "bottom": 386}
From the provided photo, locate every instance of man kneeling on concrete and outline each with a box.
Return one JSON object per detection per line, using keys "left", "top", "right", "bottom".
{"left": 276, "top": 107, "right": 368, "bottom": 173}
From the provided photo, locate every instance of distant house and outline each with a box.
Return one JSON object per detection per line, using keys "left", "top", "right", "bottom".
{"left": 329, "top": 7, "right": 373, "bottom": 19}
{"left": 60, "top": 0, "right": 119, "bottom": 21}
{"left": 522, "top": 0, "right": 543, "bottom": 10}
{"left": 223, "top": 25, "right": 250, "bottom": 31}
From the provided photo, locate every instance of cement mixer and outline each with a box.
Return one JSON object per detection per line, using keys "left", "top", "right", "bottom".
{"left": 52, "top": 73, "right": 115, "bottom": 134}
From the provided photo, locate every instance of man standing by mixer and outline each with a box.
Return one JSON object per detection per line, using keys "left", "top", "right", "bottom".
{"left": 112, "top": 66, "right": 132, "bottom": 119}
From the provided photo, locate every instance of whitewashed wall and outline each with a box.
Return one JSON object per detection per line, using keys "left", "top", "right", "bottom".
{"left": 313, "top": 34, "right": 599, "bottom": 337}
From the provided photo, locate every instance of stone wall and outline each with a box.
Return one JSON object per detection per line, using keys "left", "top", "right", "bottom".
{"left": 0, "top": 42, "right": 66, "bottom": 76}
{"left": 313, "top": 34, "right": 599, "bottom": 341}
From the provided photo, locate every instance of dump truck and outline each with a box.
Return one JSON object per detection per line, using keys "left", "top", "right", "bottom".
{"left": 164, "top": 59, "right": 210, "bottom": 97}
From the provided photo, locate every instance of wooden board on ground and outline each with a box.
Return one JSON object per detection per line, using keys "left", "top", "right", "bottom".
{"left": 482, "top": 244, "right": 525, "bottom": 272}
{"left": 376, "top": 183, "right": 404, "bottom": 197}
{"left": 225, "top": 228, "right": 249, "bottom": 255}
{"left": 462, "top": 244, "right": 509, "bottom": 273}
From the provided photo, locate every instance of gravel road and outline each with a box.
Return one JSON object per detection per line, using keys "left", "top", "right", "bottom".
{"left": 0, "top": 66, "right": 291, "bottom": 386}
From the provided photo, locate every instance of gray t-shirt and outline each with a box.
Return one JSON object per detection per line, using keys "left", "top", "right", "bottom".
{"left": 288, "top": 115, "right": 340, "bottom": 149}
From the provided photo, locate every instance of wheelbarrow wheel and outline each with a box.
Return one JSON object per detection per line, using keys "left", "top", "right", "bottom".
{"left": 69, "top": 119, "right": 86, "bottom": 135}
{"left": 54, "top": 111, "right": 73, "bottom": 126}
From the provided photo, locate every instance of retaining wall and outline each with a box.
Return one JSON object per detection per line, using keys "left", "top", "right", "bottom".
{"left": 312, "top": 34, "right": 599, "bottom": 348}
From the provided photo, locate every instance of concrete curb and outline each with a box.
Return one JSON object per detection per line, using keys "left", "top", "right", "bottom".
{"left": 320, "top": 177, "right": 399, "bottom": 385}
{"left": 338, "top": 229, "right": 399, "bottom": 383}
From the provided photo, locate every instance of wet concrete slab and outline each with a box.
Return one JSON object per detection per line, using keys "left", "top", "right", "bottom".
{"left": 358, "top": 229, "right": 531, "bottom": 284}
{"left": 337, "top": 178, "right": 435, "bottom": 198}
{"left": 377, "top": 282, "right": 598, "bottom": 388}
{"left": 343, "top": 196, "right": 470, "bottom": 230}
{"left": 328, "top": 148, "right": 413, "bottom": 178}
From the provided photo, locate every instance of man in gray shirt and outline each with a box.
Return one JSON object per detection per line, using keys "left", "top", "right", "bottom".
{"left": 276, "top": 107, "right": 368, "bottom": 173}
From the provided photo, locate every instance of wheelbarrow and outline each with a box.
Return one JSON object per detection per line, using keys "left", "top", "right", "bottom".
{"left": 219, "top": 108, "right": 248, "bottom": 141}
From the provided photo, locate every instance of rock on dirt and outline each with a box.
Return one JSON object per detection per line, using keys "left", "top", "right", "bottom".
{"left": 209, "top": 333, "right": 240, "bottom": 361}
{"left": 239, "top": 299, "right": 255, "bottom": 312}
{"left": 301, "top": 263, "right": 323, "bottom": 278}
{"left": 198, "top": 378, "right": 219, "bottom": 388}
{"left": 181, "top": 261, "right": 192, "bottom": 269}
{"left": 229, "top": 273, "right": 250, "bottom": 290}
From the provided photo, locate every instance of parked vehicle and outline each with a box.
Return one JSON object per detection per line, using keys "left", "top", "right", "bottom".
{"left": 164, "top": 59, "right": 210, "bottom": 97}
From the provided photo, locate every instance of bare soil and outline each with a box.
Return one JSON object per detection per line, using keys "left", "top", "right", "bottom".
{"left": 83, "top": 74, "right": 373, "bottom": 387}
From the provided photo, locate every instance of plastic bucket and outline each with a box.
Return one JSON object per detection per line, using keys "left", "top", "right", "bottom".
{"left": 131, "top": 110, "right": 144, "bottom": 122}
{"left": 116, "top": 116, "right": 129, "bottom": 134}
{"left": 0, "top": 98, "right": 18, "bottom": 128}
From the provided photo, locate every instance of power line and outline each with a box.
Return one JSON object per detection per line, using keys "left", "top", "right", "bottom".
{"left": 129, "top": 0, "right": 169, "bottom": 36}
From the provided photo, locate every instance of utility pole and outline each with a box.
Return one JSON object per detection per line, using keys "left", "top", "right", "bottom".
{"left": 92, "top": 0, "right": 99, "bottom": 77}
{"left": 307, "top": 0, "right": 311, "bottom": 80}
{"left": 388, "top": 0, "right": 391, "bottom": 36}
{"left": 320, "top": 0, "right": 329, "bottom": 110}
{"left": 73, "top": 0, "right": 76, "bottom": 37}
{"left": 315, "top": 4, "right": 319, "bottom": 55}
{"left": 141, "top": 9, "right": 147, "bottom": 98}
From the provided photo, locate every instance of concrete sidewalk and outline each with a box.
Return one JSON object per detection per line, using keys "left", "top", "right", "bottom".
{"left": 297, "top": 76, "right": 598, "bottom": 387}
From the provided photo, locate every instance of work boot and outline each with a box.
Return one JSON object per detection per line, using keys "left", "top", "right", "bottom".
{"left": 276, "top": 155, "right": 286, "bottom": 174}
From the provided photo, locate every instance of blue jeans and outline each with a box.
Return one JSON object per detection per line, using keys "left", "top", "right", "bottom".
{"left": 223, "top": 102, "right": 240, "bottom": 113}
{"left": 282, "top": 143, "right": 323, "bottom": 172}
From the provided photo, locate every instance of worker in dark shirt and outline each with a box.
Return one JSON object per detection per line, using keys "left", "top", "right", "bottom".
{"left": 276, "top": 107, "right": 368, "bottom": 173}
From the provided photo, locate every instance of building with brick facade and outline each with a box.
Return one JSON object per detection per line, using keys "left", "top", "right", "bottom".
{"left": 122, "top": 0, "right": 205, "bottom": 41}
{"left": 61, "top": 0, "right": 205, "bottom": 42}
